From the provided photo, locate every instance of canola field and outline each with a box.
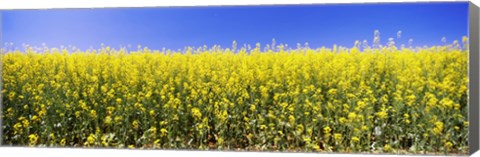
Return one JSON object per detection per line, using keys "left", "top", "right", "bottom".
{"left": 1, "top": 44, "right": 469, "bottom": 154}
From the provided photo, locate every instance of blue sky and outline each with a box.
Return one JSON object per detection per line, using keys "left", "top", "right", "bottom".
{"left": 1, "top": 2, "right": 469, "bottom": 51}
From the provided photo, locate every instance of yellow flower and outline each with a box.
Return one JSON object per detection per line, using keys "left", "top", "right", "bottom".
{"left": 356, "top": 101, "right": 366, "bottom": 110}
{"left": 159, "top": 121, "right": 168, "bottom": 126}
{"left": 149, "top": 127, "right": 157, "bottom": 134}
{"left": 333, "top": 133, "right": 342, "bottom": 141}
{"left": 327, "top": 89, "right": 337, "bottom": 96}
{"left": 454, "top": 126, "right": 460, "bottom": 131}
{"left": 132, "top": 120, "right": 140, "bottom": 130}
{"left": 160, "top": 128, "right": 168, "bottom": 137}
{"left": 260, "top": 125, "right": 267, "bottom": 130}
{"left": 114, "top": 116, "right": 123, "bottom": 123}
{"left": 217, "top": 137, "right": 224, "bottom": 145}
{"left": 90, "top": 110, "right": 97, "bottom": 118}
{"left": 106, "top": 106, "right": 115, "bottom": 115}
{"left": 6, "top": 107, "right": 13, "bottom": 117}
{"left": 217, "top": 110, "right": 228, "bottom": 122}
{"left": 347, "top": 112, "right": 357, "bottom": 120}
{"left": 80, "top": 100, "right": 88, "bottom": 111}
{"left": 250, "top": 104, "right": 256, "bottom": 112}
{"left": 376, "top": 110, "right": 388, "bottom": 120}
{"left": 339, "top": 117, "right": 347, "bottom": 124}
{"left": 384, "top": 144, "right": 392, "bottom": 152}
{"left": 323, "top": 126, "right": 332, "bottom": 134}
{"left": 432, "top": 121, "right": 444, "bottom": 135}
{"left": 60, "top": 138, "right": 66, "bottom": 146}
{"left": 296, "top": 124, "right": 304, "bottom": 133}
{"left": 116, "top": 98, "right": 122, "bottom": 104}
{"left": 28, "top": 134, "right": 39, "bottom": 146}
{"left": 75, "top": 111, "right": 81, "bottom": 118}
{"left": 87, "top": 134, "right": 96, "bottom": 145}
{"left": 104, "top": 116, "right": 112, "bottom": 125}
{"left": 154, "top": 139, "right": 161, "bottom": 145}
{"left": 191, "top": 107, "right": 202, "bottom": 120}
{"left": 101, "top": 135, "right": 109, "bottom": 147}
{"left": 453, "top": 103, "right": 461, "bottom": 110}
{"left": 303, "top": 136, "right": 311, "bottom": 143}
{"left": 440, "top": 98, "right": 454, "bottom": 109}
{"left": 22, "top": 119, "right": 30, "bottom": 128}
{"left": 352, "top": 136, "right": 360, "bottom": 143}
{"left": 444, "top": 141, "right": 453, "bottom": 149}
{"left": 19, "top": 116, "right": 26, "bottom": 121}
{"left": 13, "top": 122, "right": 23, "bottom": 134}
{"left": 149, "top": 110, "right": 155, "bottom": 116}
{"left": 361, "top": 125, "right": 369, "bottom": 131}
{"left": 288, "top": 115, "right": 296, "bottom": 125}
{"left": 49, "top": 133, "right": 55, "bottom": 141}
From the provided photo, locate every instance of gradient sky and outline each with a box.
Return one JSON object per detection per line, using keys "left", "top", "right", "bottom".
{"left": 1, "top": 2, "right": 469, "bottom": 51}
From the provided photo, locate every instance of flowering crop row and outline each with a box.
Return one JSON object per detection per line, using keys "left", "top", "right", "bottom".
{"left": 1, "top": 45, "right": 468, "bottom": 154}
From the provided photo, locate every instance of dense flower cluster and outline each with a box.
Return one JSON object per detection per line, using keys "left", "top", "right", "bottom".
{"left": 1, "top": 44, "right": 468, "bottom": 154}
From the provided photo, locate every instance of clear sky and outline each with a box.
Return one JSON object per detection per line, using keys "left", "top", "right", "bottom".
{"left": 1, "top": 2, "right": 469, "bottom": 51}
